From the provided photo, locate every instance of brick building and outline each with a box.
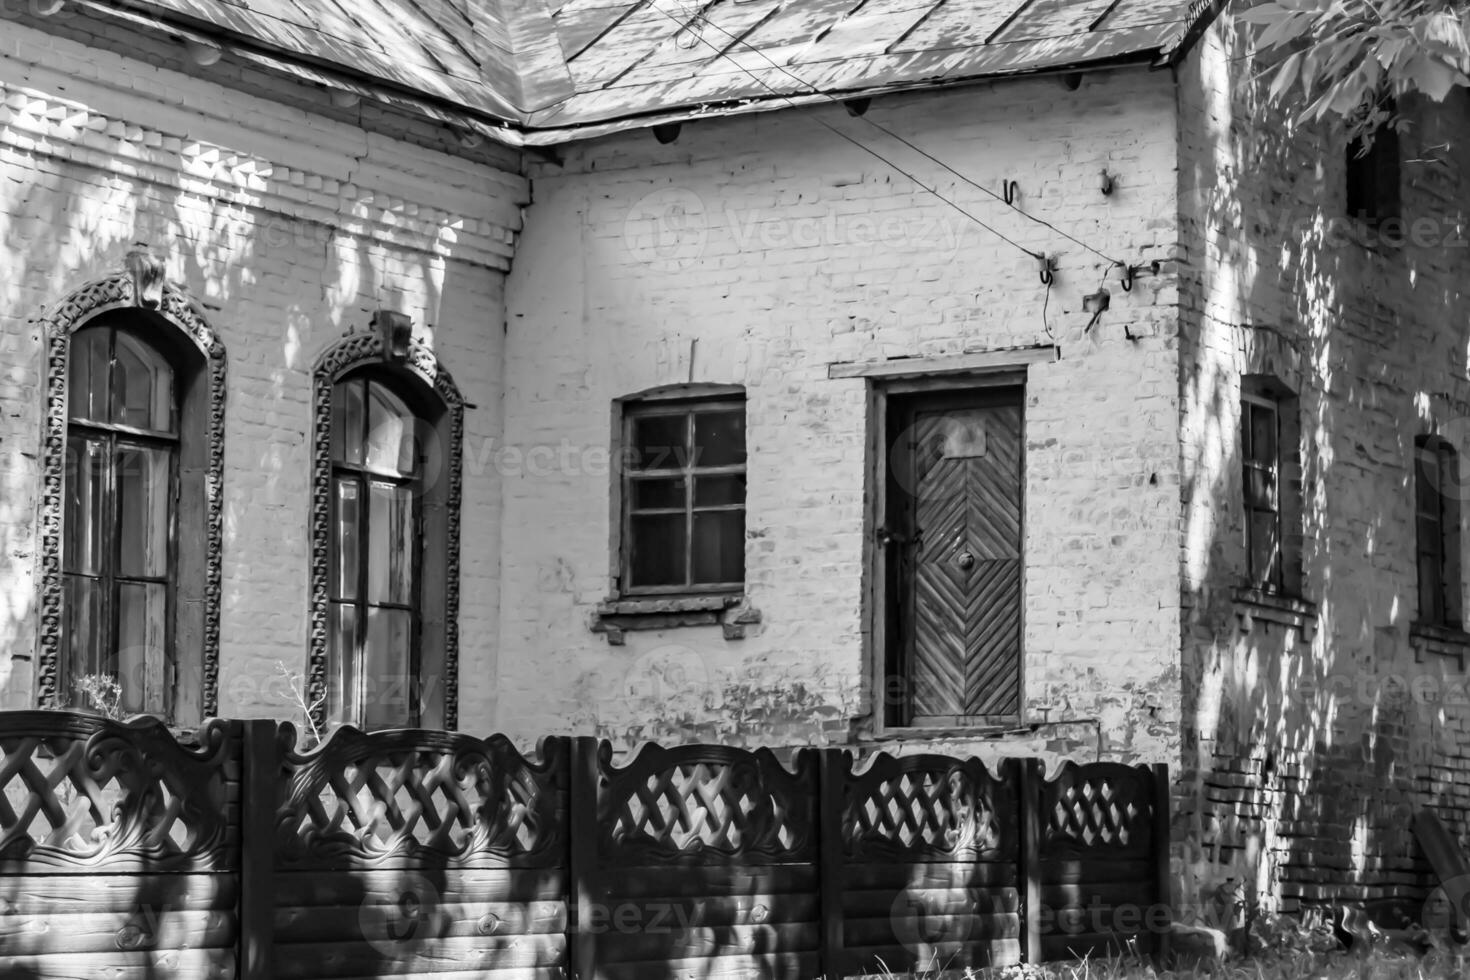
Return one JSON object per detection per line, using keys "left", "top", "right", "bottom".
{"left": 0, "top": 0, "right": 1465, "bottom": 923}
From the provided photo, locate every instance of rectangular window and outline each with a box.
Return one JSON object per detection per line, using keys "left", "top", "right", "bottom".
{"left": 1346, "top": 123, "right": 1400, "bottom": 226}
{"left": 1242, "top": 394, "right": 1284, "bottom": 593}
{"left": 1416, "top": 435, "right": 1463, "bottom": 628}
{"left": 1241, "top": 378, "right": 1304, "bottom": 598}
{"left": 620, "top": 395, "right": 746, "bottom": 595}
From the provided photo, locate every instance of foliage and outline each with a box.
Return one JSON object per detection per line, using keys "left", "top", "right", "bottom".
{"left": 73, "top": 673, "right": 126, "bottom": 721}
{"left": 1244, "top": 1, "right": 1470, "bottom": 138}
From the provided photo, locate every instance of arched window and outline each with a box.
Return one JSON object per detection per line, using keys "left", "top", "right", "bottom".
{"left": 39, "top": 267, "right": 226, "bottom": 725}
{"left": 327, "top": 374, "right": 424, "bottom": 730}
{"left": 64, "top": 322, "right": 178, "bottom": 715}
{"left": 310, "top": 329, "right": 462, "bottom": 733}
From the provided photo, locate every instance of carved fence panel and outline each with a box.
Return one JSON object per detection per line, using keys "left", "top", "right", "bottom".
{"left": 0, "top": 713, "right": 238, "bottom": 980}
{"left": 266, "top": 726, "right": 569, "bottom": 980}
{"left": 833, "top": 753, "right": 1023, "bottom": 976}
{"left": 0, "top": 713, "right": 1169, "bottom": 980}
{"left": 574, "top": 741, "right": 823, "bottom": 980}
{"left": 1033, "top": 761, "right": 1172, "bottom": 962}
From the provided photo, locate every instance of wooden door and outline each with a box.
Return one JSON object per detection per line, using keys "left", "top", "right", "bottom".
{"left": 886, "top": 388, "right": 1023, "bottom": 727}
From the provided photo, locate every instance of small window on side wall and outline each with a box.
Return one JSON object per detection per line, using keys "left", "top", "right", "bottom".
{"left": 619, "top": 392, "right": 746, "bottom": 595}
{"left": 1346, "top": 122, "right": 1400, "bottom": 227}
{"left": 1416, "top": 434, "right": 1463, "bottom": 629}
{"left": 1241, "top": 377, "right": 1303, "bottom": 598}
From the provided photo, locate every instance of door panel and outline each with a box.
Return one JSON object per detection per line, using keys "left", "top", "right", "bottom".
{"left": 892, "top": 392, "right": 1023, "bottom": 726}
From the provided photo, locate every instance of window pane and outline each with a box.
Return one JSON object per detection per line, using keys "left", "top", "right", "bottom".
{"left": 116, "top": 581, "right": 167, "bottom": 715}
{"left": 117, "top": 443, "right": 172, "bottom": 578}
{"left": 1244, "top": 466, "right": 1277, "bottom": 512}
{"left": 68, "top": 329, "right": 109, "bottom": 422}
{"left": 64, "top": 435, "right": 107, "bottom": 575}
{"left": 631, "top": 477, "right": 685, "bottom": 510}
{"left": 694, "top": 473, "right": 745, "bottom": 507}
{"left": 1420, "top": 550, "right": 1443, "bottom": 623}
{"left": 331, "top": 380, "right": 365, "bottom": 466}
{"left": 328, "top": 602, "right": 358, "bottom": 725}
{"left": 1249, "top": 511, "right": 1281, "bottom": 590}
{"left": 630, "top": 414, "right": 687, "bottom": 471}
{"left": 113, "top": 331, "right": 174, "bottom": 432}
{"left": 333, "top": 478, "right": 361, "bottom": 601}
{"left": 693, "top": 410, "right": 745, "bottom": 468}
{"left": 629, "top": 513, "right": 686, "bottom": 587}
{"left": 365, "top": 382, "right": 416, "bottom": 477}
{"left": 368, "top": 481, "right": 414, "bottom": 605}
{"left": 693, "top": 510, "right": 745, "bottom": 584}
{"left": 363, "top": 607, "right": 413, "bottom": 730}
{"left": 63, "top": 575, "right": 105, "bottom": 693}
{"left": 1247, "top": 404, "right": 1276, "bottom": 468}
{"left": 1417, "top": 448, "right": 1442, "bottom": 515}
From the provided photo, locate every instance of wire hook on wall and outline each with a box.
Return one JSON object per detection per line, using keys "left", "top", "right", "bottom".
{"left": 1038, "top": 254, "right": 1057, "bottom": 285}
{"left": 1003, "top": 180, "right": 1020, "bottom": 205}
{"left": 1119, "top": 263, "right": 1136, "bottom": 292}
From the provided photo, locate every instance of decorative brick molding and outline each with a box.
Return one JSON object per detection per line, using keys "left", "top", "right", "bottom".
{"left": 35, "top": 267, "right": 227, "bottom": 717}
{"left": 307, "top": 331, "right": 464, "bottom": 731}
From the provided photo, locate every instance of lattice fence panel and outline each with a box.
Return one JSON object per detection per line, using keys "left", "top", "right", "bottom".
{"left": 276, "top": 726, "right": 567, "bottom": 869}
{"left": 0, "top": 713, "right": 234, "bottom": 871}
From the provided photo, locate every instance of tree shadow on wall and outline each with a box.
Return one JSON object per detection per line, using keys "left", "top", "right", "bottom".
{"left": 1176, "top": 11, "right": 1470, "bottom": 934}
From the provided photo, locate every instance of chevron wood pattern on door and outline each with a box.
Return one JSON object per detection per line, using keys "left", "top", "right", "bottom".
{"left": 909, "top": 402, "right": 1022, "bottom": 722}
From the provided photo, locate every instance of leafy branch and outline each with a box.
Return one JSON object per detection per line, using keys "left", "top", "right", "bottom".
{"left": 1244, "top": 0, "right": 1470, "bottom": 138}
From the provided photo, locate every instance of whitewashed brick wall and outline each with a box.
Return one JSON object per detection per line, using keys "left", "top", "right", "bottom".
{"left": 502, "top": 70, "right": 1184, "bottom": 765}
{"left": 1176, "top": 13, "right": 1470, "bottom": 920}
{"left": 0, "top": 21, "right": 526, "bottom": 719}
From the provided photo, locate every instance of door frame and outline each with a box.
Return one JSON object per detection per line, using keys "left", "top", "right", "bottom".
{"left": 864, "top": 369, "right": 1028, "bottom": 738}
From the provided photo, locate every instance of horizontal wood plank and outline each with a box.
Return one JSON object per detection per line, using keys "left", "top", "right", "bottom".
{"left": 275, "top": 901, "right": 567, "bottom": 941}
{"left": 0, "top": 873, "right": 237, "bottom": 915}
{"left": 275, "top": 868, "right": 566, "bottom": 906}
{"left": 594, "top": 921, "right": 819, "bottom": 963}
{"left": 0, "top": 908, "right": 234, "bottom": 957}
{"left": 594, "top": 950, "right": 820, "bottom": 980}
{"left": 272, "top": 933, "right": 567, "bottom": 978}
{"left": 0, "top": 948, "right": 236, "bottom": 980}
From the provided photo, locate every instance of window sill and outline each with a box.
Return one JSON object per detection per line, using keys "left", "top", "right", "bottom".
{"left": 1410, "top": 623, "right": 1470, "bottom": 666}
{"left": 1232, "top": 588, "right": 1318, "bottom": 643}
{"left": 590, "top": 594, "right": 761, "bottom": 645}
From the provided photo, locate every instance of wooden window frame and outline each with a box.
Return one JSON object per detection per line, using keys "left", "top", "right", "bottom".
{"left": 62, "top": 323, "right": 181, "bottom": 718}
{"left": 1416, "top": 434, "right": 1463, "bottom": 630}
{"left": 616, "top": 391, "right": 747, "bottom": 597}
{"left": 1240, "top": 378, "right": 1304, "bottom": 599}
{"left": 326, "top": 374, "right": 428, "bottom": 731}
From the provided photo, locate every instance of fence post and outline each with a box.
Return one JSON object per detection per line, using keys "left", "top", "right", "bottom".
{"left": 816, "top": 748, "right": 845, "bottom": 980}
{"left": 1018, "top": 757, "right": 1044, "bottom": 965}
{"left": 238, "top": 719, "right": 278, "bottom": 980}
{"left": 568, "top": 737, "right": 600, "bottom": 980}
{"left": 1152, "top": 763, "right": 1172, "bottom": 968}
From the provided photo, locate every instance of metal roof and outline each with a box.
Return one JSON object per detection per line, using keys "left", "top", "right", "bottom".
{"left": 65, "top": 0, "right": 1220, "bottom": 142}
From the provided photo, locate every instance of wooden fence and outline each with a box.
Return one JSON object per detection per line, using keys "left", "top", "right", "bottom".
{"left": 0, "top": 712, "right": 1170, "bottom": 979}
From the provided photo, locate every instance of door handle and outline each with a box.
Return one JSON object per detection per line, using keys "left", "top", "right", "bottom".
{"left": 878, "top": 527, "right": 920, "bottom": 547}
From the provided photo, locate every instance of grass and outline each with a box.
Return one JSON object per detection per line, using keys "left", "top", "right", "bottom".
{"left": 852, "top": 946, "right": 1470, "bottom": 980}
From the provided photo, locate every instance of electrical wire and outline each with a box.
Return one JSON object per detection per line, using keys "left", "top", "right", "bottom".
{"left": 638, "top": 5, "right": 1044, "bottom": 262}
{"left": 642, "top": 3, "right": 1130, "bottom": 270}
